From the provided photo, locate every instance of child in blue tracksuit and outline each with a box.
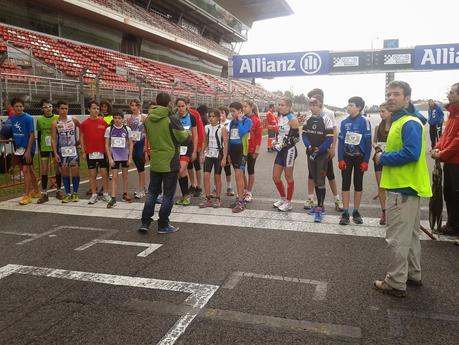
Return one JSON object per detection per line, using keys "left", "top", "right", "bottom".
{"left": 338, "top": 96, "right": 372, "bottom": 225}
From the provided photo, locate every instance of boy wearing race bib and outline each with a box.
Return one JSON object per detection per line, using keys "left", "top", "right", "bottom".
{"left": 80, "top": 101, "right": 110, "bottom": 205}
{"left": 338, "top": 96, "right": 372, "bottom": 225}
{"left": 104, "top": 110, "right": 134, "bottom": 208}
{"left": 36, "top": 99, "right": 62, "bottom": 203}
{"left": 51, "top": 101, "right": 81, "bottom": 203}
{"left": 126, "top": 99, "right": 147, "bottom": 199}
{"left": 199, "top": 109, "right": 228, "bottom": 208}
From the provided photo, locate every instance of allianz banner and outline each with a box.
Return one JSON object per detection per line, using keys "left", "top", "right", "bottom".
{"left": 232, "top": 51, "right": 330, "bottom": 78}
{"left": 415, "top": 44, "right": 459, "bottom": 70}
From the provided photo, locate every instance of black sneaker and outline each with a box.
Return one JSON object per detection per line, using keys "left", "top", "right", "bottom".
{"left": 339, "top": 212, "right": 350, "bottom": 225}
{"left": 37, "top": 193, "right": 49, "bottom": 204}
{"left": 193, "top": 187, "right": 202, "bottom": 197}
{"left": 138, "top": 223, "right": 150, "bottom": 232}
{"left": 352, "top": 210, "right": 363, "bottom": 224}
{"left": 188, "top": 186, "right": 196, "bottom": 196}
{"left": 107, "top": 197, "right": 116, "bottom": 208}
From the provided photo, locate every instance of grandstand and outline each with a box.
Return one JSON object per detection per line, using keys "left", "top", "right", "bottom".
{"left": 0, "top": 0, "right": 292, "bottom": 113}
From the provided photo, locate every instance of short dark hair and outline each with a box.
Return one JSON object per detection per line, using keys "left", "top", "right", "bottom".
{"left": 208, "top": 108, "right": 220, "bottom": 122}
{"left": 197, "top": 104, "right": 208, "bottom": 116}
{"left": 307, "top": 88, "right": 324, "bottom": 99}
{"left": 87, "top": 100, "right": 99, "bottom": 109}
{"left": 348, "top": 96, "right": 365, "bottom": 112}
{"left": 156, "top": 92, "right": 171, "bottom": 107}
{"left": 11, "top": 97, "right": 24, "bottom": 106}
{"left": 129, "top": 99, "right": 141, "bottom": 106}
{"left": 218, "top": 106, "right": 229, "bottom": 116}
{"left": 387, "top": 81, "right": 411, "bottom": 97}
{"left": 229, "top": 102, "right": 243, "bottom": 111}
{"left": 112, "top": 108, "right": 124, "bottom": 118}
{"left": 40, "top": 99, "right": 51, "bottom": 107}
{"left": 309, "top": 94, "right": 323, "bottom": 105}
{"left": 175, "top": 97, "right": 187, "bottom": 105}
{"left": 57, "top": 100, "right": 68, "bottom": 108}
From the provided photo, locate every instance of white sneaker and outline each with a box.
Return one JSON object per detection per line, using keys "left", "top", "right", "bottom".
{"left": 102, "top": 193, "right": 112, "bottom": 203}
{"left": 134, "top": 191, "right": 145, "bottom": 199}
{"left": 88, "top": 194, "right": 98, "bottom": 205}
{"left": 244, "top": 191, "right": 253, "bottom": 203}
{"left": 278, "top": 200, "right": 292, "bottom": 212}
{"left": 304, "top": 198, "right": 314, "bottom": 210}
{"left": 273, "top": 199, "right": 285, "bottom": 208}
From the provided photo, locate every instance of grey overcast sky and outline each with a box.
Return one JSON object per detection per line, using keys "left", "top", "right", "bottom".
{"left": 239, "top": 0, "right": 459, "bottom": 107}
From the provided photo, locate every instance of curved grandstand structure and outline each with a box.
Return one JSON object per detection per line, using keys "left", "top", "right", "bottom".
{"left": 0, "top": 0, "right": 292, "bottom": 113}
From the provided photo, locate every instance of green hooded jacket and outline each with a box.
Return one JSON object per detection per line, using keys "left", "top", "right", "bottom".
{"left": 145, "top": 105, "right": 190, "bottom": 173}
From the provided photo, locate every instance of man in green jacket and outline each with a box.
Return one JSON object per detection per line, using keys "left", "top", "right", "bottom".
{"left": 139, "top": 92, "right": 190, "bottom": 234}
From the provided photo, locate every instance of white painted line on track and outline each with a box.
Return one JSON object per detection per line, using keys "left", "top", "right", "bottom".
{"left": 0, "top": 264, "right": 219, "bottom": 345}
{"left": 222, "top": 271, "right": 327, "bottom": 301}
{"left": 0, "top": 199, "right": 455, "bottom": 242}
{"left": 74, "top": 239, "right": 162, "bottom": 257}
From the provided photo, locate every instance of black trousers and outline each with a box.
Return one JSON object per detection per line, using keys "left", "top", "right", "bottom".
{"left": 444, "top": 163, "right": 459, "bottom": 230}
{"left": 429, "top": 124, "right": 442, "bottom": 149}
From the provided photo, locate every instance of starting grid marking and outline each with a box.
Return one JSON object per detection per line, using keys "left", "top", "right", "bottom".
{"left": 0, "top": 264, "right": 219, "bottom": 345}
{"left": 74, "top": 239, "right": 162, "bottom": 257}
{"left": 0, "top": 197, "right": 455, "bottom": 242}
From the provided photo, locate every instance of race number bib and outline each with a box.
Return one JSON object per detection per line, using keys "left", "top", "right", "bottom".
{"left": 111, "top": 137, "right": 126, "bottom": 148}
{"left": 207, "top": 148, "right": 219, "bottom": 158}
{"left": 45, "top": 136, "right": 51, "bottom": 147}
{"left": 344, "top": 132, "right": 362, "bottom": 145}
{"left": 230, "top": 128, "right": 240, "bottom": 140}
{"left": 14, "top": 147, "right": 25, "bottom": 155}
{"left": 180, "top": 146, "right": 188, "bottom": 155}
{"left": 61, "top": 146, "right": 77, "bottom": 157}
{"left": 131, "top": 131, "right": 141, "bottom": 141}
{"left": 376, "top": 142, "right": 386, "bottom": 152}
{"left": 89, "top": 152, "right": 104, "bottom": 160}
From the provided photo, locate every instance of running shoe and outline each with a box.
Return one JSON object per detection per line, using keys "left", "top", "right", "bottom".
{"left": 244, "top": 191, "right": 253, "bottom": 203}
{"left": 226, "top": 187, "right": 235, "bottom": 196}
{"left": 212, "top": 198, "right": 221, "bottom": 208}
{"left": 55, "top": 190, "right": 64, "bottom": 200}
{"left": 107, "top": 197, "right": 116, "bottom": 208}
{"left": 304, "top": 198, "right": 314, "bottom": 210}
{"left": 232, "top": 200, "right": 245, "bottom": 213}
{"left": 308, "top": 206, "right": 326, "bottom": 215}
{"left": 37, "top": 193, "right": 49, "bottom": 204}
{"left": 138, "top": 223, "right": 150, "bottom": 232}
{"left": 102, "top": 193, "right": 112, "bottom": 203}
{"left": 199, "top": 197, "right": 213, "bottom": 208}
{"left": 62, "top": 194, "right": 72, "bottom": 203}
{"left": 30, "top": 191, "right": 42, "bottom": 199}
{"left": 175, "top": 195, "right": 191, "bottom": 206}
{"left": 273, "top": 199, "right": 285, "bottom": 208}
{"left": 335, "top": 199, "right": 344, "bottom": 212}
{"left": 379, "top": 211, "right": 386, "bottom": 225}
{"left": 88, "top": 194, "right": 98, "bottom": 205}
{"left": 188, "top": 186, "right": 196, "bottom": 196}
{"left": 314, "top": 207, "right": 323, "bottom": 223}
{"left": 156, "top": 194, "right": 163, "bottom": 204}
{"left": 134, "top": 191, "right": 144, "bottom": 199}
{"left": 157, "top": 224, "right": 179, "bottom": 234}
{"left": 352, "top": 210, "right": 363, "bottom": 224}
{"left": 71, "top": 193, "right": 80, "bottom": 202}
{"left": 122, "top": 193, "right": 132, "bottom": 203}
{"left": 278, "top": 200, "right": 292, "bottom": 212}
{"left": 193, "top": 187, "right": 202, "bottom": 197}
{"left": 19, "top": 195, "right": 32, "bottom": 205}
{"left": 339, "top": 212, "right": 350, "bottom": 225}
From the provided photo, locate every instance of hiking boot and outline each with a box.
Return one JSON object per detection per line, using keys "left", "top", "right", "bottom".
{"left": 352, "top": 210, "right": 363, "bottom": 224}
{"left": 19, "top": 195, "right": 32, "bottom": 205}
{"left": 373, "top": 280, "right": 406, "bottom": 298}
{"left": 335, "top": 199, "right": 344, "bottom": 212}
{"left": 199, "top": 197, "right": 213, "bottom": 208}
{"left": 193, "top": 187, "right": 202, "bottom": 197}
{"left": 107, "top": 197, "right": 116, "bottom": 208}
{"left": 55, "top": 190, "right": 64, "bottom": 200}
{"left": 379, "top": 211, "right": 386, "bottom": 225}
{"left": 226, "top": 187, "right": 235, "bottom": 196}
{"left": 273, "top": 199, "right": 285, "bottom": 208}
{"left": 157, "top": 224, "right": 179, "bottom": 234}
{"left": 314, "top": 207, "right": 323, "bottom": 223}
{"left": 212, "top": 198, "right": 221, "bottom": 208}
{"left": 71, "top": 193, "right": 80, "bottom": 202}
{"left": 88, "top": 194, "right": 98, "bottom": 205}
{"left": 62, "top": 194, "right": 72, "bottom": 203}
{"left": 37, "top": 193, "right": 49, "bottom": 204}
{"left": 278, "top": 200, "right": 292, "bottom": 212}
{"left": 122, "top": 193, "right": 132, "bottom": 203}
{"left": 232, "top": 200, "right": 245, "bottom": 213}
{"left": 304, "top": 198, "right": 314, "bottom": 210}
{"left": 339, "top": 212, "right": 350, "bottom": 225}
{"left": 176, "top": 195, "right": 191, "bottom": 206}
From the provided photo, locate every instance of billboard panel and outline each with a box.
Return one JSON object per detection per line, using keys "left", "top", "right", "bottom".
{"left": 373, "top": 49, "right": 414, "bottom": 70}
{"left": 415, "top": 44, "right": 459, "bottom": 70}
{"left": 330, "top": 51, "right": 372, "bottom": 73}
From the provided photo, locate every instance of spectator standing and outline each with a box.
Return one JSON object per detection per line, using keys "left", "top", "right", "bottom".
{"left": 374, "top": 81, "right": 432, "bottom": 298}
{"left": 427, "top": 99, "right": 444, "bottom": 149}
{"left": 431, "top": 83, "right": 459, "bottom": 236}
{"left": 266, "top": 103, "right": 278, "bottom": 152}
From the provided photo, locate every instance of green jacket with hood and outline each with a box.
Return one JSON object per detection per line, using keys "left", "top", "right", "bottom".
{"left": 145, "top": 105, "right": 190, "bottom": 173}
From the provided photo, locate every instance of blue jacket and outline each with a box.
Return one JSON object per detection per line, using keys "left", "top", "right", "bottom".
{"left": 427, "top": 104, "right": 444, "bottom": 126}
{"left": 380, "top": 103, "right": 426, "bottom": 195}
{"left": 338, "top": 113, "right": 372, "bottom": 162}
{"left": 228, "top": 115, "right": 252, "bottom": 145}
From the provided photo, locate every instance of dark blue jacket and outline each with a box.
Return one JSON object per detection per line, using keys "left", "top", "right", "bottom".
{"left": 427, "top": 104, "right": 444, "bottom": 126}
{"left": 338, "top": 114, "right": 372, "bottom": 162}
